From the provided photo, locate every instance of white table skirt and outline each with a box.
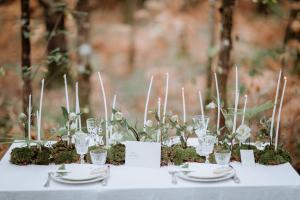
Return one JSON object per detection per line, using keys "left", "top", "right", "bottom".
{"left": 0, "top": 142, "right": 299, "bottom": 200}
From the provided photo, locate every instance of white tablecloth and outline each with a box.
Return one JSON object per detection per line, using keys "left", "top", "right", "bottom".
{"left": 0, "top": 142, "right": 299, "bottom": 200}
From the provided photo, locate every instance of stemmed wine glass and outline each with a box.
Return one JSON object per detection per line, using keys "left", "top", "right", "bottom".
{"left": 192, "top": 115, "right": 210, "bottom": 137}
{"left": 196, "top": 134, "right": 216, "bottom": 164}
{"left": 74, "top": 131, "right": 89, "bottom": 164}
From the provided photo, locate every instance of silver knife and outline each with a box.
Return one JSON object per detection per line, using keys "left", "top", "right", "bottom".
{"left": 102, "top": 165, "right": 110, "bottom": 186}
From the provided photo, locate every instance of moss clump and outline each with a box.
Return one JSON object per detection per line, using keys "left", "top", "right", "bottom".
{"left": 231, "top": 143, "right": 257, "bottom": 162}
{"left": 10, "top": 147, "right": 34, "bottom": 165}
{"left": 107, "top": 143, "right": 125, "bottom": 165}
{"left": 51, "top": 140, "right": 78, "bottom": 164}
{"left": 32, "top": 146, "right": 51, "bottom": 165}
{"left": 257, "top": 145, "right": 291, "bottom": 165}
{"left": 169, "top": 145, "right": 205, "bottom": 165}
{"left": 161, "top": 146, "right": 172, "bottom": 166}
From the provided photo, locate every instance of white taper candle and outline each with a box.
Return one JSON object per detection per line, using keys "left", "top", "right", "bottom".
{"left": 38, "top": 79, "right": 44, "bottom": 142}
{"left": 157, "top": 97, "right": 161, "bottom": 142}
{"left": 75, "top": 82, "right": 82, "bottom": 131}
{"left": 182, "top": 87, "right": 186, "bottom": 123}
{"left": 63, "top": 74, "right": 70, "bottom": 113}
{"left": 198, "top": 90, "right": 206, "bottom": 128}
{"left": 275, "top": 76, "right": 287, "bottom": 151}
{"left": 214, "top": 73, "right": 221, "bottom": 133}
{"left": 232, "top": 66, "right": 239, "bottom": 133}
{"left": 97, "top": 72, "right": 109, "bottom": 147}
{"left": 143, "top": 75, "right": 153, "bottom": 131}
{"left": 270, "top": 70, "right": 282, "bottom": 144}
{"left": 36, "top": 110, "right": 40, "bottom": 141}
{"left": 109, "top": 94, "right": 117, "bottom": 137}
{"left": 241, "top": 94, "right": 248, "bottom": 125}
{"left": 28, "top": 94, "right": 31, "bottom": 141}
{"left": 162, "top": 72, "right": 169, "bottom": 124}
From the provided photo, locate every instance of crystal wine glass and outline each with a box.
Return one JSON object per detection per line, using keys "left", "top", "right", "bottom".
{"left": 196, "top": 134, "right": 216, "bottom": 163}
{"left": 74, "top": 132, "right": 89, "bottom": 164}
{"left": 192, "top": 115, "right": 210, "bottom": 137}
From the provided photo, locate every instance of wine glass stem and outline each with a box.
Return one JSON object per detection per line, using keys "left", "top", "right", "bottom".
{"left": 205, "top": 155, "right": 209, "bottom": 163}
{"left": 80, "top": 154, "right": 85, "bottom": 164}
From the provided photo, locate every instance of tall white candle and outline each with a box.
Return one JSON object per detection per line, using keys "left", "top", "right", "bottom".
{"left": 198, "top": 90, "right": 206, "bottom": 128}
{"left": 28, "top": 94, "right": 31, "bottom": 140}
{"left": 63, "top": 74, "right": 70, "bottom": 113}
{"left": 241, "top": 94, "right": 248, "bottom": 125}
{"left": 38, "top": 79, "right": 44, "bottom": 142}
{"left": 143, "top": 75, "right": 154, "bottom": 131}
{"left": 214, "top": 73, "right": 221, "bottom": 133}
{"left": 157, "top": 97, "right": 161, "bottom": 142}
{"left": 232, "top": 66, "right": 239, "bottom": 133}
{"left": 109, "top": 94, "right": 117, "bottom": 137}
{"left": 75, "top": 82, "right": 82, "bottom": 131}
{"left": 182, "top": 87, "right": 186, "bottom": 123}
{"left": 162, "top": 72, "right": 169, "bottom": 124}
{"left": 36, "top": 110, "right": 40, "bottom": 142}
{"left": 97, "top": 72, "right": 108, "bottom": 147}
{"left": 270, "top": 70, "right": 282, "bottom": 144}
{"left": 275, "top": 76, "right": 287, "bottom": 151}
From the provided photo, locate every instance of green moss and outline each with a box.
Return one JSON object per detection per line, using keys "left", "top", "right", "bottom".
{"left": 32, "top": 146, "right": 51, "bottom": 165}
{"left": 107, "top": 143, "right": 125, "bottom": 165}
{"left": 10, "top": 147, "right": 34, "bottom": 165}
{"left": 257, "top": 145, "right": 291, "bottom": 165}
{"left": 231, "top": 143, "right": 258, "bottom": 162}
{"left": 51, "top": 140, "right": 78, "bottom": 164}
{"left": 169, "top": 145, "right": 204, "bottom": 165}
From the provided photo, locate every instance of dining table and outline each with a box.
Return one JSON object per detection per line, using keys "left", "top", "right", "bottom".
{"left": 0, "top": 141, "right": 299, "bottom": 200}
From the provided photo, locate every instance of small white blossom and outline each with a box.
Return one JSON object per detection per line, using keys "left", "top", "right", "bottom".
{"left": 79, "top": 43, "right": 92, "bottom": 56}
{"left": 235, "top": 124, "right": 251, "bottom": 143}
{"left": 18, "top": 113, "right": 27, "bottom": 121}
{"left": 114, "top": 112, "right": 123, "bottom": 121}
{"left": 206, "top": 102, "right": 217, "bottom": 109}
{"left": 175, "top": 124, "right": 181, "bottom": 129}
{"left": 170, "top": 115, "right": 178, "bottom": 123}
{"left": 145, "top": 120, "right": 153, "bottom": 128}
{"left": 69, "top": 112, "right": 77, "bottom": 121}
{"left": 187, "top": 125, "right": 194, "bottom": 133}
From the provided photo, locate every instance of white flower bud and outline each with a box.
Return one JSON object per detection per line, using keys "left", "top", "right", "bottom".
{"left": 170, "top": 115, "right": 178, "bottom": 123}
{"left": 114, "top": 112, "right": 123, "bottom": 121}
{"left": 145, "top": 120, "right": 153, "bottom": 128}
{"left": 68, "top": 112, "right": 77, "bottom": 121}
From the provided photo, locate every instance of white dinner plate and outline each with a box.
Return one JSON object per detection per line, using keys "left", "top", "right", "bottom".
{"left": 177, "top": 169, "right": 235, "bottom": 182}
{"left": 51, "top": 174, "right": 107, "bottom": 185}
{"left": 58, "top": 164, "right": 107, "bottom": 181}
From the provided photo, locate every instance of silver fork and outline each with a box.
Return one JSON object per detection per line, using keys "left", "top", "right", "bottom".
{"left": 102, "top": 165, "right": 110, "bottom": 186}
{"left": 44, "top": 172, "right": 53, "bottom": 187}
{"left": 229, "top": 165, "right": 240, "bottom": 184}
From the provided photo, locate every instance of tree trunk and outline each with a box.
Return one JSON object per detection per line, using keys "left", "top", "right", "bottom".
{"left": 75, "top": 0, "right": 92, "bottom": 122}
{"left": 284, "top": 0, "right": 300, "bottom": 74}
{"left": 205, "top": 0, "right": 217, "bottom": 104}
{"left": 217, "top": 0, "right": 235, "bottom": 106}
{"left": 123, "top": 0, "right": 136, "bottom": 75}
{"left": 217, "top": 0, "right": 235, "bottom": 128}
{"left": 39, "top": 0, "right": 69, "bottom": 87}
{"left": 21, "top": 0, "right": 32, "bottom": 137}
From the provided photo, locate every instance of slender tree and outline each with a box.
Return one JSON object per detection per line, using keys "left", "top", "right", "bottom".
{"left": 39, "top": 0, "right": 69, "bottom": 87}
{"left": 217, "top": 0, "right": 235, "bottom": 107}
{"left": 75, "top": 0, "right": 92, "bottom": 121}
{"left": 123, "top": 0, "right": 137, "bottom": 75}
{"left": 205, "top": 0, "right": 217, "bottom": 104}
{"left": 21, "top": 0, "right": 32, "bottom": 137}
{"left": 284, "top": 0, "right": 300, "bottom": 74}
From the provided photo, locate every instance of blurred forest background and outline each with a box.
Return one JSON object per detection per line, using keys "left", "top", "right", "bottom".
{"left": 0, "top": 0, "right": 300, "bottom": 171}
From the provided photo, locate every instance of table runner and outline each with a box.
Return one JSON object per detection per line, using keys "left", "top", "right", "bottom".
{"left": 0, "top": 142, "right": 299, "bottom": 200}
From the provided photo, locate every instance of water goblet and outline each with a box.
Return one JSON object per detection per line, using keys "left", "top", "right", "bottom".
{"left": 196, "top": 134, "right": 216, "bottom": 163}
{"left": 192, "top": 115, "right": 210, "bottom": 137}
{"left": 90, "top": 149, "right": 107, "bottom": 166}
{"left": 74, "top": 131, "right": 89, "bottom": 164}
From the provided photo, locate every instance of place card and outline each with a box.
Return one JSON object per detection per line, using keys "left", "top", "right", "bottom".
{"left": 240, "top": 149, "right": 255, "bottom": 166}
{"left": 125, "top": 141, "right": 161, "bottom": 168}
